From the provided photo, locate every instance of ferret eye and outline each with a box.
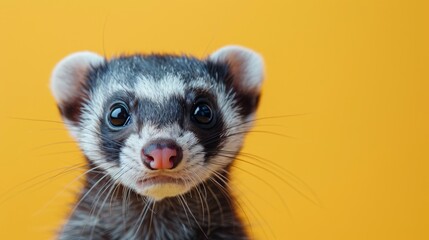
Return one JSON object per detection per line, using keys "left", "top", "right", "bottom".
{"left": 191, "top": 101, "right": 216, "bottom": 128}
{"left": 109, "top": 103, "right": 131, "bottom": 127}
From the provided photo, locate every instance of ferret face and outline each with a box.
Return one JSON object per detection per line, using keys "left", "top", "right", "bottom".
{"left": 51, "top": 46, "right": 264, "bottom": 201}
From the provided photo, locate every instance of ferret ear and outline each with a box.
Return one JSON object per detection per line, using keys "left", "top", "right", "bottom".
{"left": 51, "top": 51, "right": 104, "bottom": 105}
{"left": 50, "top": 51, "right": 104, "bottom": 127}
{"left": 209, "top": 45, "right": 265, "bottom": 93}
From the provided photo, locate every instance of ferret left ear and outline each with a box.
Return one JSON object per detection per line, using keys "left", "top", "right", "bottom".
{"left": 209, "top": 45, "right": 265, "bottom": 93}
{"left": 51, "top": 51, "right": 104, "bottom": 106}
{"left": 50, "top": 51, "right": 104, "bottom": 137}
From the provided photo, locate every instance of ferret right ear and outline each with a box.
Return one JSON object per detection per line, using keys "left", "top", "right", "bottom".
{"left": 209, "top": 45, "right": 265, "bottom": 94}
{"left": 50, "top": 52, "right": 104, "bottom": 126}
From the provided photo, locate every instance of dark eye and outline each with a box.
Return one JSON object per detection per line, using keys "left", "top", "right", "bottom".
{"left": 191, "top": 101, "right": 216, "bottom": 128}
{"left": 109, "top": 103, "right": 131, "bottom": 127}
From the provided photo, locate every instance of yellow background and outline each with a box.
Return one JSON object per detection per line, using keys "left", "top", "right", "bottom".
{"left": 0, "top": 0, "right": 428, "bottom": 239}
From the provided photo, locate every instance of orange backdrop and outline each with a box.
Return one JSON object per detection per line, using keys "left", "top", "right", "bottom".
{"left": 0, "top": 0, "right": 428, "bottom": 239}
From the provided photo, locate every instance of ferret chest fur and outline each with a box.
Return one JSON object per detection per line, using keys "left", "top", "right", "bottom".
{"left": 51, "top": 45, "right": 264, "bottom": 239}
{"left": 63, "top": 168, "right": 243, "bottom": 240}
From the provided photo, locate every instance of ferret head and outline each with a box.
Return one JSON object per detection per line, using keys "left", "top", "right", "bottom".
{"left": 51, "top": 46, "right": 264, "bottom": 201}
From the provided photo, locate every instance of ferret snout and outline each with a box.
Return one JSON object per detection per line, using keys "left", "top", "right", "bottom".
{"left": 141, "top": 139, "right": 183, "bottom": 170}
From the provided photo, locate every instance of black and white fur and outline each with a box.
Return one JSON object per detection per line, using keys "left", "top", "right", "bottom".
{"left": 51, "top": 45, "right": 264, "bottom": 239}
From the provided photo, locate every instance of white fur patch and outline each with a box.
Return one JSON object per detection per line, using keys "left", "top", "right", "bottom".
{"left": 134, "top": 74, "right": 186, "bottom": 102}
{"left": 141, "top": 183, "right": 189, "bottom": 201}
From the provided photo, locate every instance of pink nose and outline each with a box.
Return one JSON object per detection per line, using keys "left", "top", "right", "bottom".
{"left": 141, "top": 140, "right": 183, "bottom": 170}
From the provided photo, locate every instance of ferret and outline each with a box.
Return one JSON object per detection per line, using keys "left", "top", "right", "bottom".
{"left": 50, "top": 45, "right": 264, "bottom": 240}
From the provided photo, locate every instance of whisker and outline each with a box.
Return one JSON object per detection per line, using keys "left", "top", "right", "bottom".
{"left": 0, "top": 163, "right": 88, "bottom": 205}
{"left": 33, "top": 163, "right": 112, "bottom": 217}
{"left": 235, "top": 151, "right": 322, "bottom": 206}
{"left": 213, "top": 154, "right": 294, "bottom": 219}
